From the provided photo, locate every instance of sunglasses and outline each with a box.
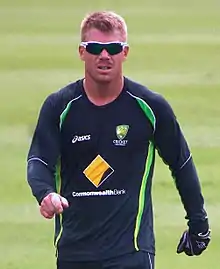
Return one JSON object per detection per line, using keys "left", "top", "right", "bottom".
{"left": 80, "top": 41, "right": 128, "bottom": 55}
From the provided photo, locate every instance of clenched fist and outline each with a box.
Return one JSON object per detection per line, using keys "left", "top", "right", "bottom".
{"left": 40, "top": 192, "right": 69, "bottom": 219}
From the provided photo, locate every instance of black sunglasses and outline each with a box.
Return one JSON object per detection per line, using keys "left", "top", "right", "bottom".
{"left": 80, "top": 41, "right": 128, "bottom": 55}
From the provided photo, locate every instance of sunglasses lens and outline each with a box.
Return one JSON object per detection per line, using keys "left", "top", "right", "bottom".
{"left": 86, "top": 43, "right": 103, "bottom": 55}
{"left": 106, "top": 43, "right": 123, "bottom": 55}
{"left": 85, "top": 43, "right": 124, "bottom": 55}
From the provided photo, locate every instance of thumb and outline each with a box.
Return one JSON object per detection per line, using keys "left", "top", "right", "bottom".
{"left": 177, "top": 240, "right": 185, "bottom": 254}
{"left": 50, "top": 193, "right": 64, "bottom": 213}
{"left": 177, "top": 231, "right": 187, "bottom": 254}
{"left": 60, "top": 196, "right": 69, "bottom": 208}
{"left": 50, "top": 193, "right": 69, "bottom": 212}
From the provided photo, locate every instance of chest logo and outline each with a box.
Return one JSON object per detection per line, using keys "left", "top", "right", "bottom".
{"left": 83, "top": 155, "right": 114, "bottom": 188}
{"left": 113, "top": 125, "right": 129, "bottom": 146}
{"left": 72, "top": 134, "right": 91, "bottom": 143}
{"left": 116, "top": 125, "right": 129, "bottom": 139}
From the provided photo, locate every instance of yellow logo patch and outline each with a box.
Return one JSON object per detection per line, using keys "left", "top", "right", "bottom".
{"left": 83, "top": 155, "right": 114, "bottom": 187}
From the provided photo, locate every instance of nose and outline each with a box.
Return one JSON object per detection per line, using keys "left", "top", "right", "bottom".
{"left": 99, "top": 49, "right": 110, "bottom": 58}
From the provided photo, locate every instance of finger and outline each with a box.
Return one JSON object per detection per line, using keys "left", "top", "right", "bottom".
{"left": 40, "top": 206, "right": 54, "bottom": 219}
{"left": 42, "top": 195, "right": 57, "bottom": 213}
{"left": 184, "top": 248, "right": 194, "bottom": 256}
{"left": 181, "top": 232, "right": 194, "bottom": 256}
{"left": 60, "top": 197, "right": 69, "bottom": 208}
{"left": 194, "top": 250, "right": 204, "bottom": 256}
{"left": 50, "top": 193, "right": 63, "bottom": 214}
{"left": 177, "top": 231, "right": 187, "bottom": 254}
{"left": 177, "top": 242, "right": 184, "bottom": 254}
{"left": 187, "top": 234, "right": 195, "bottom": 255}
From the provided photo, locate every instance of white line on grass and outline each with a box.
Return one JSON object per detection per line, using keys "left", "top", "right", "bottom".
{"left": 1, "top": 70, "right": 220, "bottom": 86}
{"left": 0, "top": 204, "right": 44, "bottom": 223}
{"left": 1, "top": 203, "right": 219, "bottom": 226}
{"left": 0, "top": 6, "right": 219, "bottom": 16}
{"left": 1, "top": 33, "right": 220, "bottom": 45}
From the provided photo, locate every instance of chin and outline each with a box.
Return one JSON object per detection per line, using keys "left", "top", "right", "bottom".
{"left": 95, "top": 75, "right": 113, "bottom": 83}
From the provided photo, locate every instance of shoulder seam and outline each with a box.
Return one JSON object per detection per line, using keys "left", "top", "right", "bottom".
{"left": 59, "top": 95, "right": 82, "bottom": 129}
{"left": 126, "top": 91, "right": 156, "bottom": 132}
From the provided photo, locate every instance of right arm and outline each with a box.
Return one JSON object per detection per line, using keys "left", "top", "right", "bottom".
{"left": 27, "top": 93, "right": 60, "bottom": 204}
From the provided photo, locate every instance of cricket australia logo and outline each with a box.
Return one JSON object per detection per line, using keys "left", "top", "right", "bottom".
{"left": 113, "top": 125, "right": 129, "bottom": 146}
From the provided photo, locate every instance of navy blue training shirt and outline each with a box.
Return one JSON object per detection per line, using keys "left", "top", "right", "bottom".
{"left": 27, "top": 77, "right": 208, "bottom": 261}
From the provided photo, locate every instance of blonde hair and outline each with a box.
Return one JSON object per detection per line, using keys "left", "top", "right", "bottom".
{"left": 80, "top": 11, "right": 127, "bottom": 42}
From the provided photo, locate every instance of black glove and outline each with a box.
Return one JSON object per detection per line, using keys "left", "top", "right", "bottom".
{"left": 177, "top": 229, "right": 211, "bottom": 256}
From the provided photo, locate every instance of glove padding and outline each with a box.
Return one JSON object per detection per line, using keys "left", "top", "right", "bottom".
{"left": 177, "top": 229, "right": 211, "bottom": 256}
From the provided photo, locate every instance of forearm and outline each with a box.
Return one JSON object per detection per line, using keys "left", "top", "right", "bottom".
{"left": 27, "top": 160, "right": 56, "bottom": 204}
{"left": 173, "top": 158, "right": 209, "bottom": 233}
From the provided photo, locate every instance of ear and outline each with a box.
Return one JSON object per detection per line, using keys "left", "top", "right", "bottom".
{"left": 79, "top": 46, "right": 85, "bottom": 61}
{"left": 122, "top": 46, "right": 129, "bottom": 61}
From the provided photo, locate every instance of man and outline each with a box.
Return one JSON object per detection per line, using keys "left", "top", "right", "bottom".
{"left": 27, "top": 11, "right": 211, "bottom": 269}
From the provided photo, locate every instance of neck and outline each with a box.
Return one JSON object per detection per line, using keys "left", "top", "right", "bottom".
{"left": 83, "top": 75, "right": 124, "bottom": 106}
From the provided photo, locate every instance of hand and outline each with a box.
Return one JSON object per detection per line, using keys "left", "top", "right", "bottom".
{"left": 40, "top": 192, "right": 69, "bottom": 219}
{"left": 177, "top": 229, "right": 211, "bottom": 256}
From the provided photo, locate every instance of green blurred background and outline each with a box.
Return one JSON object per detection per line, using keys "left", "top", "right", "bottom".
{"left": 0, "top": 0, "right": 219, "bottom": 268}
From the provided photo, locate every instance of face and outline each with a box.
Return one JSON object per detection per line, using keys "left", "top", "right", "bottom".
{"left": 79, "top": 28, "right": 129, "bottom": 83}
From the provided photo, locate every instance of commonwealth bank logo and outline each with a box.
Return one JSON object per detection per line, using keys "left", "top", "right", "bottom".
{"left": 83, "top": 155, "right": 114, "bottom": 187}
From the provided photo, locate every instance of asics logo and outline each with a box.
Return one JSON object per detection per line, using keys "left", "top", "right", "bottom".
{"left": 72, "top": 135, "right": 91, "bottom": 143}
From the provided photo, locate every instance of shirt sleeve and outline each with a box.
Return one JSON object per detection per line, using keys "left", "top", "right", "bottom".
{"left": 153, "top": 95, "right": 209, "bottom": 233}
{"left": 27, "top": 93, "right": 61, "bottom": 204}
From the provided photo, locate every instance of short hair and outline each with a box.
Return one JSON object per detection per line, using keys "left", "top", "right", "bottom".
{"left": 80, "top": 11, "right": 127, "bottom": 42}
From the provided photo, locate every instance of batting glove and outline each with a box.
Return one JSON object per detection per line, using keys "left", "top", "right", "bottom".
{"left": 177, "top": 229, "right": 211, "bottom": 256}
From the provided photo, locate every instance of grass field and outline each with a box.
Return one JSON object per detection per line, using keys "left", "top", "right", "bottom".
{"left": 0, "top": 0, "right": 219, "bottom": 268}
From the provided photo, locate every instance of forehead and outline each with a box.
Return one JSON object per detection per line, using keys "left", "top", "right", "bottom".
{"left": 84, "top": 28, "right": 124, "bottom": 42}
